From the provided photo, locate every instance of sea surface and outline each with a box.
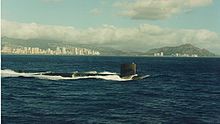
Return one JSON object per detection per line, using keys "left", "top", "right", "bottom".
{"left": 1, "top": 55, "right": 220, "bottom": 124}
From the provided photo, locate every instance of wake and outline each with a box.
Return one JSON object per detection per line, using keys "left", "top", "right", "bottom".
{"left": 1, "top": 69, "right": 146, "bottom": 81}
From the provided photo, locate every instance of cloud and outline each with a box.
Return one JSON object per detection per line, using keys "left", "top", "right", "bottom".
{"left": 2, "top": 20, "right": 219, "bottom": 53}
{"left": 115, "top": 0, "right": 213, "bottom": 20}
{"left": 89, "top": 8, "right": 102, "bottom": 16}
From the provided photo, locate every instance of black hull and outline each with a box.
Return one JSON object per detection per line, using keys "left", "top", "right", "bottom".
{"left": 42, "top": 72, "right": 116, "bottom": 77}
{"left": 42, "top": 72, "right": 147, "bottom": 80}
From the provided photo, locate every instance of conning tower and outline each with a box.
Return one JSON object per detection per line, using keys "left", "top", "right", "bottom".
{"left": 120, "top": 63, "right": 136, "bottom": 78}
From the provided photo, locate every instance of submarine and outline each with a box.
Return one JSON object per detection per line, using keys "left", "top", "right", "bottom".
{"left": 119, "top": 63, "right": 148, "bottom": 80}
{"left": 42, "top": 63, "right": 147, "bottom": 80}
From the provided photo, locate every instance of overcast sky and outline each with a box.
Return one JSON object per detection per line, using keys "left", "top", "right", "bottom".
{"left": 2, "top": 0, "right": 220, "bottom": 53}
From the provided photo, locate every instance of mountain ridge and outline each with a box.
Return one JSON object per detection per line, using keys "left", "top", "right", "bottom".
{"left": 1, "top": 37, "right": 216, "bottom": 56}
{"left": 145, "top": 44, "right": 215, "bottom": 56}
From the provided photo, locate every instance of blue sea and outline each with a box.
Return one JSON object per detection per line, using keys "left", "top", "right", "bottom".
{"left": 1, "top": 55, "right": 220, "bottom": 124}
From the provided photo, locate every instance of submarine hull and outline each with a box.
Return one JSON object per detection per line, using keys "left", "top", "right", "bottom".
{"left": 39, "top": 63, "right": 147, "bottom": 80}
{"left": 43, "top": 73, "right": 73, "bottom": 77}
{"left": 40, "top": 72, "right": 148, "bottom": 80}
{"left": 42, "top": 72, "right": 116, "bottom": 77}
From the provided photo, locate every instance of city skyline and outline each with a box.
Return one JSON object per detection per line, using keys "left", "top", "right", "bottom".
{"left": 2, "top": 0, "right": 220, "bottom": 54}
{"left": 1, "top": 46, "right": 100, "bottom": 56}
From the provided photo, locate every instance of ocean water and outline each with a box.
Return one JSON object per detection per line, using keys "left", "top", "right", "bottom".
{"left": 1, "top": 55, "right": 220, "bottom": 124}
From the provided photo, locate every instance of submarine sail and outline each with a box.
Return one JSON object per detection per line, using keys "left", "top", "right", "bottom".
{"left": 120, "top": 63, "right": 136, "bottom": 78}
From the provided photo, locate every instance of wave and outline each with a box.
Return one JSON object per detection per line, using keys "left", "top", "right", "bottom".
{"left": 1, "top": 69, "right": 144, "bottom": 81}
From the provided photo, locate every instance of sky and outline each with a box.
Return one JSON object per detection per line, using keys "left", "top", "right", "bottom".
{"left": 2, "top": 0, "right": 220, "bottom": 53}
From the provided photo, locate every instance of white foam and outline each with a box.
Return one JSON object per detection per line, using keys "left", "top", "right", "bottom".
{"left": 1, "top": 69, "right": 36, "bottom": 78}
{"left": 72, "top": 74, "right": 134, "bottom": 81}
{"left": 99, "top": 71, "right": 118, "bottom": 75}
{"left": 0, "top": 69, "right": 66, "bottom": 80}
{"left": 1, "top": 69, "right": 141, "bottom": 81}
{"left": 84, "top": 71, "right": 98, "bottom": 74}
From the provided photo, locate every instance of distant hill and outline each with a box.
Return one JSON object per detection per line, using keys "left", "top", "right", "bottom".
{"left": 1, "top": 36, "right": 62, "bottom": 49}
{"left": 1, "top": 37, "right": 216, "bottom": 56}
{"left": 145, "top": 44, "right": 215, "bottom": 57}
